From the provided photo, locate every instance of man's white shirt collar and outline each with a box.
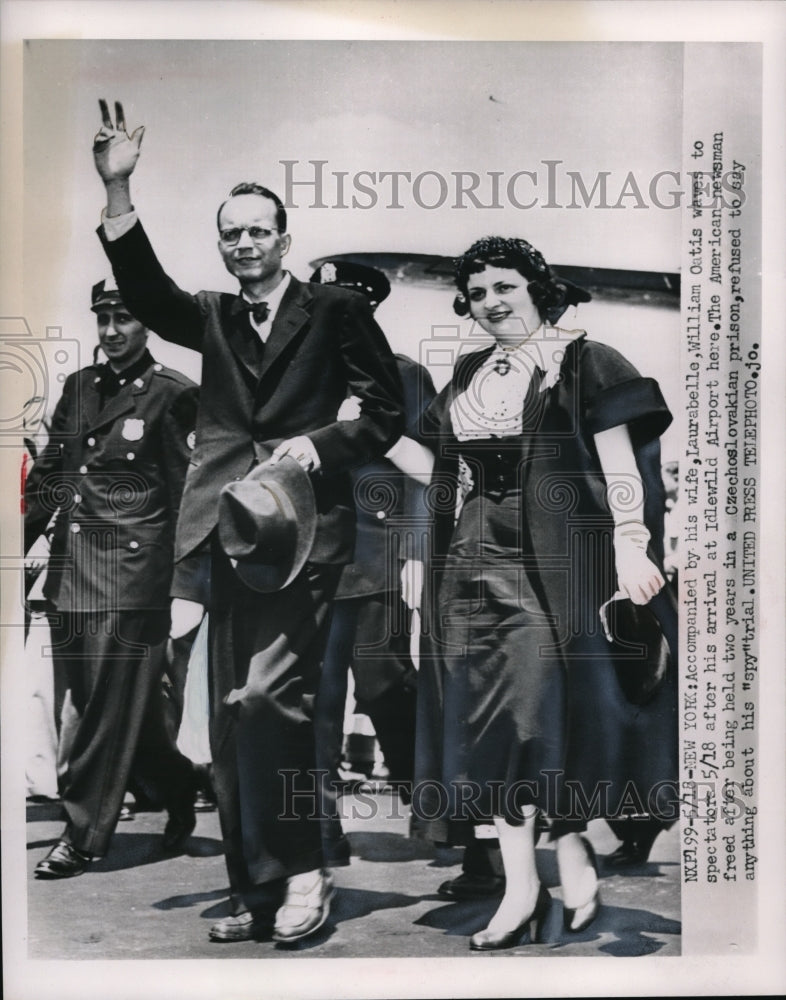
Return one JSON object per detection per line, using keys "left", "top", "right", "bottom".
{"left": 243, "top": 272, "right": 290, "bottom": 343}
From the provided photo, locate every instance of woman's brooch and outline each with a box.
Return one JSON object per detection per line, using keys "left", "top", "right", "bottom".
{"left": 493, "top": 356, "right": 511, "bottom": 376}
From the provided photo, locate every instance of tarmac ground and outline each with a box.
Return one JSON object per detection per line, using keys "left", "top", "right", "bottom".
{"left": 26, "top": 788, "right": 681, "bottom": 961}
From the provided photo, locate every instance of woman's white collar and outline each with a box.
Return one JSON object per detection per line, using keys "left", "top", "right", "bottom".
{"left": 490, "top": 325, "right": 585, "bottom": 392}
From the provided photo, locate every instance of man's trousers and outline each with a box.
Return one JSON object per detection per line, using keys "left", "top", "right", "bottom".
{"left": 208, "top": 551, "right": 342, "bottom": 911}
{"left": 50, "top": 609, "right": 195, "bottom": 857}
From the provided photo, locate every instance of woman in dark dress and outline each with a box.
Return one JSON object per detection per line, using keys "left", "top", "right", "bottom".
{"left": 391, "top": 236, "right": 677, "bottom": 950}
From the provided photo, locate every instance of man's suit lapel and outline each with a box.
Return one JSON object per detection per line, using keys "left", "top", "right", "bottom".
{"left": 226, "top": 297, "right": 266, "bottom": 383}
{"left": 259, "top": 277, "right": 311, "bottom": 381}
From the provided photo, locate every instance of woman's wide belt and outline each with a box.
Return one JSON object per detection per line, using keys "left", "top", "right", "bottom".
{"left": 459, "top": 443, "right": 522, "bottom": 495}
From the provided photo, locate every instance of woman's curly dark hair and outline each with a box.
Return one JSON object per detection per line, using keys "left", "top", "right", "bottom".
{"left": 453, "top": 236, "right": 591, "bottom": 324}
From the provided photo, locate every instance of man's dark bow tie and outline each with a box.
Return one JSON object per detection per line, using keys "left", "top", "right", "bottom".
{"left": 244, "top": 301, "right": 270, "bottom": 324}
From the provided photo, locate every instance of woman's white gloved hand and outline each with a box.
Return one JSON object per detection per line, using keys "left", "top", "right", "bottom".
{"left": 400, "top": 559, "right": 424, "bottom": 611}
{"left": 613, "top": 522, "right": 664, "bottom": 605}
{"left": 337, "top": 395, "right": 362, "bottom": 421}
{"left": 170, "top": 598, "right": 205, "bottom": 639}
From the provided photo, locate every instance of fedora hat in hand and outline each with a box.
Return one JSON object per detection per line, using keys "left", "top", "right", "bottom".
{"left": 218, "top": 457, "right": 317, "bottom": 592}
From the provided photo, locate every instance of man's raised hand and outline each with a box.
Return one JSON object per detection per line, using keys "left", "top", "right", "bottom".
{"left": 93, "top": 99, "right": 145, "bottom": 184}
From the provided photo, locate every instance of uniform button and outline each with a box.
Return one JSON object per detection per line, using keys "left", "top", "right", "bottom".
{"left": 87, "top": 437, "right": 96, "bottom": 446}
{"left": 154, "top": 364, "right": 162, "bottom": 371}
{"left": 118, "top": 378, "right": 126, "bottom": 386}
{"left": 134, "top": 378, "right": 144, "bottom": 388}
{"left": 234, "top": 475, "right": 242, "bottom": 481}
{"left": 129, "top": 540, "right": 139, "bottom": 550}
{"left": 94, "top": 376, "right": 101, "bottom": 384}
{"left": 70, "top": 523, "right": 80, "bottom": 534}
{"left": 127, "top": 452, "right": 135, "bottom": 460}
{"left": 73, "top": 494, "right": 82, "bottom": 504}
{"left": 376, "top": 510, "right": 386, "bottom": 520}
{"left": 79, "top": 465, "right": 88, "bottom": 474}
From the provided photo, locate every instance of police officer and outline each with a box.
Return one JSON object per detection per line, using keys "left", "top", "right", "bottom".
{"left": 26, "top": 278, "right": 200, "bottom": 878}
{"left": 309, "top": 260, "right": 436, "bottom": 861}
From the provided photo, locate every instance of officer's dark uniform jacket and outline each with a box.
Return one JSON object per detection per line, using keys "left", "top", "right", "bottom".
{"left": 25, "top": 349, "right": 198, "bottom": 612}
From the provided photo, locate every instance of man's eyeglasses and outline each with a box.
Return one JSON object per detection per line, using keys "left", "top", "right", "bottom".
{"left": 219, "top": 226, "right": 279, "bottom": 246}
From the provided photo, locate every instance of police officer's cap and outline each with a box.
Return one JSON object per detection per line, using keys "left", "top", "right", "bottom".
{"left": 310, "top": 260, "right": 391, "bottom": 309}
{"left": 91, "top": 277, "right": 125, "bottom": 311}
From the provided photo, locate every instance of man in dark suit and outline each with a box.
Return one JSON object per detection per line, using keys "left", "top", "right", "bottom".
{"left": 93, "top": 101, "right": 403, "bottom": 943}
{"left": 308, "top": 261, "right": 435, "bottom": 862}
{"left": 26, "top": 278, "right": 200, "bottom": 878}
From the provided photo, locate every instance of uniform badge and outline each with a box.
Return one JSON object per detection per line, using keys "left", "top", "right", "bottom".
{"left": 121, "top": 418, "right": 145, "bottom": 441}
{"left": 187, "top": 431, "right": 196, "bottom": 450}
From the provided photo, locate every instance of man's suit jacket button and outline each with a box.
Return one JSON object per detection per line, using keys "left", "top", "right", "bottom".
{"left": 70, "top": 523, "right": 80, "bottom": 534}
{"left": 87, "top": 437, "right": 96, "bottom": 446}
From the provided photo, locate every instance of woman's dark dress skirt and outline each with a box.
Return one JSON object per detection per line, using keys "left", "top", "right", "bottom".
{"left": 414, "top": 485, "right": 566, "bottom": 829}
